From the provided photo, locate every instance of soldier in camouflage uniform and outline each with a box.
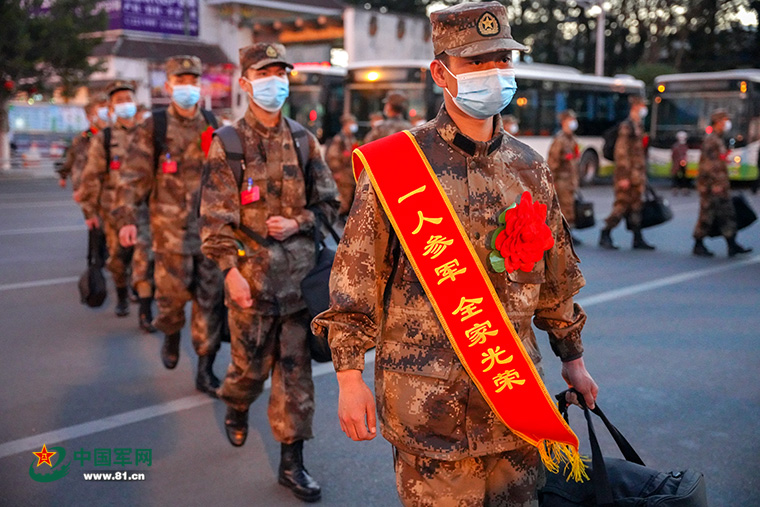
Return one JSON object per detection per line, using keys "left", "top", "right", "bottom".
{"left": 113, "top": 56, "right": 223, "bottom": 397}
{"left": 363, "top": 90, "right": 413, "bottom": 144}
{"left": 57, "top": 95, "right": 109, "bottom": 202}
{"left": 312, "top": 4, "right": 598, "bottom": 506}
{"left": 599, "top": 96, "right": 655, "bottom": 250}
{"left": 200, "top": 43, "right": 339, "bottom": 503}
{"left": 79, "top": 81, "right": 140, "bottom": 318}
{"left": 326, "top": 113, "right": 359, "bottom": 217}
{"left": 692, "top": 109, "right": 752, "bottom": 257}
{"left": 547, "top": 110, "right": 580, "bottom": 228}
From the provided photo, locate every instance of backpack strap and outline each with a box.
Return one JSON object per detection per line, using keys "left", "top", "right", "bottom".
{"left": 152, "top": 108, "right": 168, "bottom": 172}
{"left": 284, "top": 116, "right": 312, "bottom": 192}
{"left": 103, "top": 127, "right": 112, "bottom": 171}
{"left": 214, "top": 125, "right": 245, "bottom": 188}
{"left": 200, "top": 108, "right": 219, "bottom": 130}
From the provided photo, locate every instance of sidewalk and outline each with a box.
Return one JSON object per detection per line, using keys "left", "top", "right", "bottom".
{"left": 0, "top": 162, "right": 58, "bottom": 180}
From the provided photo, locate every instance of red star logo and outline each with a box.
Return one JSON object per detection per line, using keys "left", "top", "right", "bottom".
{"left": 32, "top": 444, "right": 56, "bottom": 467}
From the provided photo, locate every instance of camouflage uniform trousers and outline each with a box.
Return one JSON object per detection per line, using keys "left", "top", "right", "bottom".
{"left": 553, "top": 174, "right": 576, "bottom": 226}
{"left": 131, "top": 204, "right": 154, "bottom": 299}
{"left": 153, "top": 252, "right": 224, "bottom": 357}
{"left": 604, "top": 183, "right": 644, "bottom": 229}
{"left": 102, "top": 217, "right": 133, "bottom": 289}
{"left": 694, "top": 194, "right": 737, "bottom": 239}
{"left": 393, "top": 443, "right": 545, "bottom": 507}
{"left": 218, "top": 307, "right": 315, "bottom": 444}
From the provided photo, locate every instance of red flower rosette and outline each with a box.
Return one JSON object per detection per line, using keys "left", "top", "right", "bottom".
{"left": 489, "top": 191, "right": 555, "bottom": 273}
{"left": 200, "top": 126, "right": 214, "bottom": 158}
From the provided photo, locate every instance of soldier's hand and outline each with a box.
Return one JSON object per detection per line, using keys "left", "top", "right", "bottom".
{"left": 561, "top": 357, "right": 598, "bottom": 409}
{"left": 337, "top": 369, "right": 377, "bottom": 441}
{"left": 711, "top": 184, "right": 723, "bottom": 195}
{"left": 58, "top": 178, "right": 67, "bottom": 188}
{"left": 72, "top": 190, "right": 82, "bottom": 203}
{"left": 617, "top": 179, "right": 631, "bottom": 190}
{"left": 84, "top": 217, "right": 100, "bottom": 230}
{"left": 226, "top": 268, "right": 253, "bottom": 308}
{"left": 266, "top": 216, "right": 299, "bottom": 241}
{"left": 119, "top": 225, "right": 138, "bottom": 247}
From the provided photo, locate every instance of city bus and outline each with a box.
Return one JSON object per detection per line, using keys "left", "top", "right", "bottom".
{"left": 649, "top": 69, "right": 760, "bottom": 189}
{"left": 284, "top": 65, "right": 346, "bottom": 144}
{"left": 345, "top": 60, "right": 644, "bottom": 184}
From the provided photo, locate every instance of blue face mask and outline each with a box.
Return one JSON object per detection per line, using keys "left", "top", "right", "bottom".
{"left": 113, "top": 102, "right": 137, "bottom": 119}
{"left": 97, "top": 107, "right": 110, "bottom": 123}
{"left": 443, "top": 64, "right": 517, "bottom": 120}
{"left": 245, "top": 75, "right": 289, "bottom": 113}
{"left": 172, "top": 84, "right": 201, "bottom": 109}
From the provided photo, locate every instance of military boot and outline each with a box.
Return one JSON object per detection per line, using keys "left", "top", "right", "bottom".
{"left": 632, "top": 229, "right": 655, "bottom": 250}
{"left": 598, "top": 228, "right": 619, "bottom": 250}
{"left": 195, "top": 354, "right": 220, "bottom": 398}
{"left": 692, "top": 239, "right": 714, "bottom": 257}
{"left": 161, "top": 332, "right": 181, "bottom": 369}
{"left": 115, "top": 287, "right": 130, "bottom": 317}
{"left": 138, "top": 297, "right": 157, "bottom": 333}
{"left": 278, "top": 440, "right": 321, "bottom": 503}
{"left": 727, "top": 236, "right": 753, "bottom": 257}
{"left": 224, "top": 406, "right": 248, "bottom": 447}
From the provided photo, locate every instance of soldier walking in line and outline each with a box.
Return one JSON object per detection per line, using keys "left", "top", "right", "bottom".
{"left": 547, "top": 109, "right": 581, "bottom": 243}
{"left": 113, "top": 56, "right": 223, "bottom": 397}
{"left": 671, "top": 130, "right": 689, "bottom": 195}
{"left": 363, "top": 90, "right": 413, "bottom": 144}
{"left": 599, "top": 96, "right": 655, "bottom": 251}
{"left": 692, "top": 109, "right": 752, "bottom": 258}
{"left": 200, "top": 43, "right": 339, "bottom": 502}
{"left": 326, "top": 113, "right": 359, "bottom": 219}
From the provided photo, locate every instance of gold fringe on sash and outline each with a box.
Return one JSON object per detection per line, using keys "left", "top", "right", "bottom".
{"left": 538, "top": 440, "right": 590, "bottom": 483}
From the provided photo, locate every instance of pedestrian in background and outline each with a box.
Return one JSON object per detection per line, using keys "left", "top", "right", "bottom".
{"left": 114, "top": 55, "right": 224, "bottom": 397}
{"left": 599, "top": 96, "right": 655, "bottom": 251}
{"left": 671, "top": 130, "right": 689, "bottom": 195}
{"left": 326, "top": 113, "right": 359, "bottom": 219}
{"left": 363, "top": 90, "right": 412, "bottom": 144}
{"left": 502, "top": 113, "right": 519, "bottom": 135}
{"left": 692, "top": 109, "right": 752, "bottom": 257}
{"left": 200, "top": 43, "right": 339, "bottom": 503}
{"left": 548, "top": 109, "right": 581, "bottom": 242}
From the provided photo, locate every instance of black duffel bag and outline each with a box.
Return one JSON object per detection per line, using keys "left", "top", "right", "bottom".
{"left": 540, "top": 390, "right": 708, "bottom": 507}
{"left": 78, "top": 227, "right": 108, "bottom": 308}
{"left": 300, "top": 212, "right": 341, "bottom": 363}
{"left": 627, "top": 184, "right": 674, "bottom": 230}
{"left": 574, "top": 191, "right": 596, "bottom": 230}
{"left": 707, "top": 193, "right": 758, "bottom": 237}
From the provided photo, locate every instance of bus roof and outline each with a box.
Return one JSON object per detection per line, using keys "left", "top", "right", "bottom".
{"left": 655, "top": 69, "right": 760, "bottom": 84}
{"left": 291, "top": 65, "right": 347, "bottom": 76}
{"left": 347, "top": 60, "right": 432, "bottom": 70}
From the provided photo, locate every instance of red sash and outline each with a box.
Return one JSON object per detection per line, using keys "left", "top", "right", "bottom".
{"left": 353, "top": 131, "right": 586, "bottom": 480}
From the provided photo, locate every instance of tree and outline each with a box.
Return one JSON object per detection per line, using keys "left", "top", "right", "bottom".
{"left": 0, "top": 0, "right": 107, "bottom": 170}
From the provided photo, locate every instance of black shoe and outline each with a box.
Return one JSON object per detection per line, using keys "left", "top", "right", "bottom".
{"left": 224, "top": 407, "right": 248, "bottom": 447}
{"left": 196, "top": 354, "right": 220, "bottom": 398}
{"left": 599, "top": 229, "right": 619, "bottom": 250}
{"left": 161, "top": 332, "right": 181, "bottom": 369}
{"left": 115, "top": 287, "right": 130, "bottom": 317}
{"left": 693, "top": 239, "right": 714, "bottom": 257}
{"left": 138, "top": 298, "right": 157, "bottom": 333}
{"left": 279, "top": 441, "right": 321, "bottom": 502}
{"left": 632, "top": 234, "right": 656, "bottom": 251}
{"left": 129, "top": 286, "right": 139, "bottom": 303}
{"left": 727, "top": 237, "right": 753, "bottom": 257}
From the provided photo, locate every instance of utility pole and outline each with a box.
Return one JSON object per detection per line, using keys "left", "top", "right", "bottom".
{"left": 560, "top": 0, "right": 606, "bottom": 76}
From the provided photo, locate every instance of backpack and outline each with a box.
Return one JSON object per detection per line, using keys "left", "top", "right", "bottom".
{"left": 103, "top": 127, "right": 112, "bottom": 170}
{"left": 602, "top": 122, "right": 621, "bottom": 161}
{"left": 78, "top": 227, "right": 108, "bottom": 308}
{"left": 152, "top": 107, "right": 218, "bottom": 171}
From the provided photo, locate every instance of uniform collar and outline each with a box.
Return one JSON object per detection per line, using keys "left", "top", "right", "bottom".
{"left": 168, "top": 103, "right": 202, "bottom": 124}
{"left": 434, "top": 106, "right": 503, "bottom": 158}
{"left": 244, "top": 107, "right": 283, "bottom": 138}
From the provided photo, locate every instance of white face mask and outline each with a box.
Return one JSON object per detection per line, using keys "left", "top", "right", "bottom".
{"left": 508, "top": 123, "right": 519, "bottom": 135}
{"left": 349, "top": 123, "right": 358, "bottom": 134}
{"left": 638, "top": 106, "right": 648, "bottom": 119}
{"left": 568, "top": 119, "right": 578, "bottom": 132}
{"left": 442, "top": 63, "right": 518, "bottom": 120}
{"left": 244, "top": 75, "right": 289, "bottom": 113}
{"left": 723, "top": 120, "right": 732, "bottom": 132}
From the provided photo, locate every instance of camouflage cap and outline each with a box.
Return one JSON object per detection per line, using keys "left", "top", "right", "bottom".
{"left": 628, "top": 95, "right": 648, "bottom": 106}
{"left": 431, "top": 1, "right": 526, "bottom": 58}
{"left": 558, "top": 109, "right": 576, "bottom": 122}
{"left": 239, "top": 43, "right": 293, "bottom": 73}
{"left": 105, "top": 80, "right": 136, "bottom": 97}
{"left": 383, "top": 90, "right": 408, "bottom": 108}
{"left": 87, "top": 93, "right": 108, "bottom": 107}
{"left": 166, "top": 55, "right": 202, "bottom": 77}
{"left": 710, "top": 109, "right": 730, "bottom": 124}
{"left": 340, "top": 113, "right": 357, "bottom": 124}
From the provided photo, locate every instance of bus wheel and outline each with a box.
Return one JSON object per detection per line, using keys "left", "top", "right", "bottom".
{"left": 579, "top": 150, "right": 599, "bottom": 187}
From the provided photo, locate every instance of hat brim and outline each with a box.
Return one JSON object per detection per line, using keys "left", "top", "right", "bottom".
{"left": 250, "top": 59, "right": 294, "bottom": 71}
{"left": 107, "top": 86, "right": 135, "bottom": 96}
{"left": 169, "top": 71, "right": 202, "bottom": 77}
{"left": 445, "top": 38, "right": 527, "bottom": 58}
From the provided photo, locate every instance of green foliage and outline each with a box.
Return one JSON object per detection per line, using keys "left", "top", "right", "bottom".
{"left": 625, "top": 63, "right": 679, "bottom": 89}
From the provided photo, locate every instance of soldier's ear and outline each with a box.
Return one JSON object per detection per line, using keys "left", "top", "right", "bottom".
{"left": 430, "top": 60, "right": 448, "bottom": 89}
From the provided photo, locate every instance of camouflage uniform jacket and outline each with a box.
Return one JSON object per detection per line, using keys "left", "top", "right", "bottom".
{"left": 613, "top": 118, "right": 647, "bottom": 189}
{"left": 112, "top": 105, "right": 216, "bottom": 255}
{"left": 79, "top": 123, "right": 136, "bottom": 220}
{"left": 200, "top": 109, "right": 340, "bottom": 316}
{"left": 313, "top": 107, "right": 587, "bottom": 460}
{"left": 326, "top": 131, "right": 358, "bottom": 215}
{"left": 547, "top": 131, "right": 579, "bottom": 183}
{"left": 57, "top": 129, "right": 97, "bottom": 191}
{"left": 697, "top": 133, "right": 731, "bottom": 198}
{"left": 363, "top": 116, "right": 413, "bottom": 144}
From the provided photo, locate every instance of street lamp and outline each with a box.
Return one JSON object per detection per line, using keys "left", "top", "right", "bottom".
{"left": 560, "top": 0, "right": 607, "bottom": 76}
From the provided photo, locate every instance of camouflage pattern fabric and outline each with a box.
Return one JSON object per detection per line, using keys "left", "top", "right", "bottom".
{"left": 153, "top": 252, "right": 223, "bottom": 356}
{"left": 217, "top": 308, "right": 315, "bottom": 443}
{"left": 363, "top": 116, "right": 413, "bottom": 145}
{"left": 394, "top": 444, "right": 543, "bottom": 507}
{"left": 132, "top": 203, "right": 154, "bottom": 297}
{"left": 57, "top": 129, "right": 96, "bottom": 191}
{"left": 547, "top": 131, "right": 579, "bottom": 226}
{"left": 325, "top": 131, "right": 358, "bottom": 215}
{"left": 102, "top": 218, "right": 133, "bottom": 289}
{"left": 313, "top": 106, "right": 587, "bottom": 461}
{"left": 605, "top": 119, "right": 647, "bottom": 229}
{"left": 693, "top": 133, "right": 736, "bottom": 239}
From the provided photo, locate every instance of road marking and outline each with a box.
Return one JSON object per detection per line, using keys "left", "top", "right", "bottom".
{"left": 0, "top": 225, "right": 82, "bottom": 236}
{"left": 0, "top": 256, "right": 758, "bottom": 458}
{"left": 0, "top": 277, "right": 79, "bottom": 293}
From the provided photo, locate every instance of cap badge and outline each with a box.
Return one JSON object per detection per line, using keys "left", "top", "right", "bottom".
{"left": 182, "top": 60, "right": 191, "bottom": 68}
{"left": 477, "top": 12, "right": 500, "bottom": 37}
{"left": 266, "top": 46, "right": 278, "bottom": 58}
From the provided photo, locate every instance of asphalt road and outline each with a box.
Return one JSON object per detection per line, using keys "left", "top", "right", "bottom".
{"left": 0, "top": 178, "right": 758, "bottom": 506}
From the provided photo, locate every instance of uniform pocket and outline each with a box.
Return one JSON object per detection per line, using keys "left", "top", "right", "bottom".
{"left": 505, "top": 259, "right": 546, "bottom": 284}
